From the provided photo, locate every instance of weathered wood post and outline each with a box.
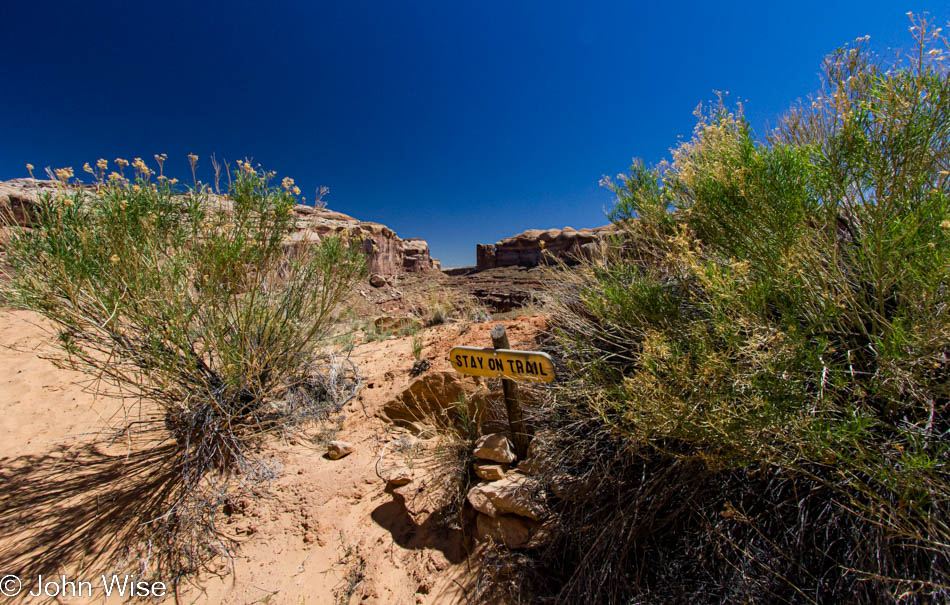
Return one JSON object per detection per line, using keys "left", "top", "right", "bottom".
{"left": 449, "top": 329, "right": 552, "bottom": 458}
{"left": 490, "top": 323, "right": 529, "bottom": 458}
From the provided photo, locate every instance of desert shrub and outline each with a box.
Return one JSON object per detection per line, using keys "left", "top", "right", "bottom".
{"left": 529, "top": 17, "right": 950, "bottom": 604}
{"left": 0, "top": 157, "right": 365, "bottom": 577}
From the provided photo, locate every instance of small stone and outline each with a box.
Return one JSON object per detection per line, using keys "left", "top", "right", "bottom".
{"left": 473, "top": 433, "right": 517, "bottom": 463}
{"left": 327, "top": 440, "right": 354, "bottom": 460}
{"left": 466, "top": 472, "right": 546, "bottom": 520}
{"left": 380, "top": 463, "right": 413, "bottom": 486}
{"left": 369, "top": 273, "right": 388, "bottom": 288}
{"left": 474, "top": 462, "right": 507, "bottom": 481}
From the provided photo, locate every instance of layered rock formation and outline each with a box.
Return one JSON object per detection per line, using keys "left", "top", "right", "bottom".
{"left": 0, "top": 179, "right": 437, "bottom": 276}
{"left": 475, "top": 224, "right": 616, "bottom": 271}
{"left": 284, "top": 205, "right": 437, "bottom": 275}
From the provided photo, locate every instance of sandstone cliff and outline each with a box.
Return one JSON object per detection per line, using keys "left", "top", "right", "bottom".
{"left": 0, "top": 179, "right": 436, "bottom": 276}
{"left": 475, "top": 224, "right": 615, "bottom": 271}
{"left": 283, "top": 205, "right": 436, "bottom": 275}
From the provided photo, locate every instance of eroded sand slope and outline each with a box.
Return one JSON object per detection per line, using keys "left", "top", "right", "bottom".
{"left": 0, "top": 308, "right": 545, "bottom": 604}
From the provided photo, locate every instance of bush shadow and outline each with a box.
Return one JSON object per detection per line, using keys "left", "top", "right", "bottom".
{"left": 0, "top": 438, "right": 225, "bottom": 587}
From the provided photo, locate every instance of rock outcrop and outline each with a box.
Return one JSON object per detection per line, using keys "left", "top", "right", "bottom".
{"left": 278, "top": 204, "right": 437, "bottom": 276}
{"left": 0, "top": 178, "right": 437, "bottom": 276}
{"left": 380, "top": 371, "right": 489, "bottom": 428}
{"left": 475, "top": 224, "right": 616, "bottom": 271}
{"left": 0, "top": 179, "right": 57, "bottom": 227}
{"left": 466, "top": 433, "right": 553, "bottom": 549}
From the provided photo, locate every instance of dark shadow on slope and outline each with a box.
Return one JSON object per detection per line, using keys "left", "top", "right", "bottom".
{"left": 0, "top": 438, "right": 231, "bottom": 591}
{"left": 370, "top": 490, "right": 472, "bottom": 565}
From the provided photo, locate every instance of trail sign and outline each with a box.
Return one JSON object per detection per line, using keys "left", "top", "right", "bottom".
{"left": 449, "top": 345, "right": 555, "bottom": 383}
{"left": 449, "top": 324, "right": 550, "bottom": 457}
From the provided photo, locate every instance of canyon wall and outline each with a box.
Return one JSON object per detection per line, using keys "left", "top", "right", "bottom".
{"left": 475, "top": 224, "right": 615, "bottom": 271}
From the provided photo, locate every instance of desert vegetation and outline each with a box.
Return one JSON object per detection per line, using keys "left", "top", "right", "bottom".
{"left": 1, "top": 13, "right": 948, "bottom": 605}
{"left": 481, "top": 15, "right": 950, "bottom": 604}
{"left": 0, "top": 158, "right": 365, "bottom": 585}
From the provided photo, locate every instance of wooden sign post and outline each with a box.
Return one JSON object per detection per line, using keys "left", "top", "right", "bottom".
{"left": 449, "top": 324, "right": 555, "bottom": 458}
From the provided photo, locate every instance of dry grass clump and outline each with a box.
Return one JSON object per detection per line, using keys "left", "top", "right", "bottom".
{"left": 332, "top": 539, "right": 368, "bottom": 604}
{"left": 499, "top": 16, "right": 950, "bottom": 604}
{"left": 424, "top": 396, "right": 483, "bottom": 527}
{"left": 405, "top": 280, "right": 490, "bottom": 326}
{"left": 385, "top": 394, "right": 482, "bottom": 531}
{"left": 0, "top": 157, "right": 365, "bottom": 584}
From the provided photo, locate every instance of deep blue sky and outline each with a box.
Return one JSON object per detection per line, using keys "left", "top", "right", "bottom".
{"left": 2, "top": 2, "right": 946, "bottom": 267}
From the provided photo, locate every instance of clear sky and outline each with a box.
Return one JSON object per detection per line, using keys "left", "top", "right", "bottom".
{"left": 2, "top": 1, "right": 946, "bottom": 267}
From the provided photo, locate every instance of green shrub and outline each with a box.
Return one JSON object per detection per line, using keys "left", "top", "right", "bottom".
{"left": 4, "top": 159, "right": 366, "bottom": 476}
{"left": 534, "top": 16, "right": 950, "bottom": 603}
{"left": 0, "top": 157, "right": 365, "bottom": 577}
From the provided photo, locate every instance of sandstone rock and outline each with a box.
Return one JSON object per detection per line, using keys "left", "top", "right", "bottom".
{"left": 475, "top": 243, "right": 497, "bottom": 270}
{"left": 578, "top": 240, "right": 603, "bottom": 261}
{"left": 380, "top": 463, "right": 413, "bottom": 487}
{"left": 400, "top": 239, "right": 434, "bottom": 272}
{"left": 473, "top": 433, "right": 516, "bottom": 464}
{"left": 0, "top": 179, "right": 51, "bottom": 227}
{"left": 381, "top": 371, "right": 488, "bottom": 428}
{"left": 369, "top": 273, "right": 388, "bottom": 287}
{"left": 390, "top": 478, "right": 432, "bottom": 523}
{"left": 285, "top": 210, "right": 437, "bottom": 276}
{"left": 466, "top": 483, "right": 498, "bottom": 517}
{"left": 466, "top": 472, "right": 546, "bottom": 520}
{"left": 476, "top": 513, "right": 549, "bottom": 549}
{"left": 475, "top": 224, "right": 617, "bottom": 271}
{"left": 327, "top": 440, "right": 354, "bottom": 460}
{"left": 474, "top": 462, "right": 507, "bottom": 481}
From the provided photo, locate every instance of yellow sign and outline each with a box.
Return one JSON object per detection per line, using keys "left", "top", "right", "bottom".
{"left": 449, "top": 346, "right": 555, "bottom": 383}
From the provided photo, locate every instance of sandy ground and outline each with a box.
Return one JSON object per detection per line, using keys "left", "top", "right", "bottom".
{"left": 0, "top": 307, "right": 545, "bottom": 604}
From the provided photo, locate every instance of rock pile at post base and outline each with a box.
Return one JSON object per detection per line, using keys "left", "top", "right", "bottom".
{"left": 376, "top": 373, "right": 555, "bottom": 548}
{"left": 466, "top": 432, "right": 551, "bottom": 549}
{"left": 0, "top": 178, "right": 438, "bottom": 276}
